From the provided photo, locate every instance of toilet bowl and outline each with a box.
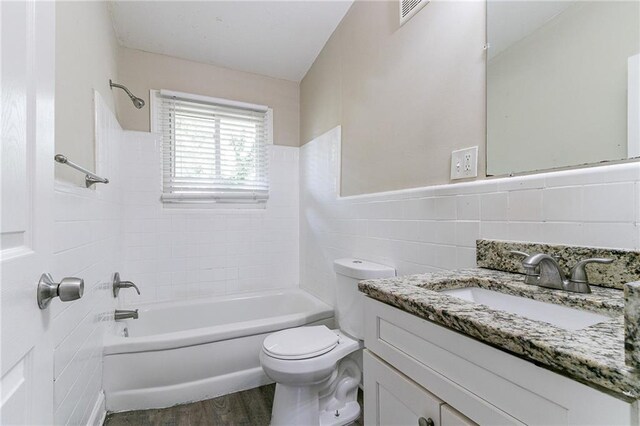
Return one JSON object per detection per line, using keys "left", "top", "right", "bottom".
{"left": 260, "top": 326, "right": 362, "bottom": 426}
{"left": 260, "top": 259, "right": 395, "bottom": 426}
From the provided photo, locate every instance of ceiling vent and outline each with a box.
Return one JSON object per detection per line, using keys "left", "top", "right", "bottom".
{"left": 400, "top": 0, "right": 428, "bottom": 26}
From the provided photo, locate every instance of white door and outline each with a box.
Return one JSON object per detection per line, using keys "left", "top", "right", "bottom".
{"left": 1, "top": 1, "right": 56, "bottom": 424}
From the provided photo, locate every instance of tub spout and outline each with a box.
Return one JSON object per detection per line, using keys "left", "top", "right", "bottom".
{"left": 114, "top": 309, "right": 138, "bottom": 321}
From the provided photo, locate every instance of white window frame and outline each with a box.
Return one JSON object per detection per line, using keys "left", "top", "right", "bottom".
{"left": 150, "top": 89, "right": 273, "bottom": 208}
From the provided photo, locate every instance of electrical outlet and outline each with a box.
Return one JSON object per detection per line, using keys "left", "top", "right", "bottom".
{"left": 450, "top": 146, "right": 478, "bottom": 180}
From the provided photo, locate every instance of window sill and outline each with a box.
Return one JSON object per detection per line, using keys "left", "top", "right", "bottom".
{"left": 161, "top": 202, "right": 267, "bottom": 211}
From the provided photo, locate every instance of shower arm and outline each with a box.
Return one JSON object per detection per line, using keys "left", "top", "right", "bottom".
{"left": 109, "top": 79, "right": 145, "bottom": 109}
{"left": 109, "top": 79, "right": 136, "bottom": 100}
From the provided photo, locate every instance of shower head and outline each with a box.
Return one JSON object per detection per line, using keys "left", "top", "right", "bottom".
{"left": 131, "top": 97, "right": 145, "bottom": 109}
{"left": 109, "top": 79, "right": 145, "bottom": 109}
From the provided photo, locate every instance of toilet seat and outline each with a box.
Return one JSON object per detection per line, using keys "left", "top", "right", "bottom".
{"left": 260, "top": 329, "right": 361, "bottom": 387}
{"left": 262, "top": 326, "right": 339, "bottom": 360}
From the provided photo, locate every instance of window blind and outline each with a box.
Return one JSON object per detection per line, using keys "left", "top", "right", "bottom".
{"left": 157, "top": 90, "right": 270, "bottom": 204}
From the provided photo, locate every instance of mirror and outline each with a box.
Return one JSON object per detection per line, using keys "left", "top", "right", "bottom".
{"left": 486, "top": 1, "right": 640, "bottom": 176}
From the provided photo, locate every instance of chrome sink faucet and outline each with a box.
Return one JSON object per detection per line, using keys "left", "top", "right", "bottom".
{"left": 518, "top": 253, "right": 613, "bottom": 293}
{"left": 114, "top": 309, "right": 138, "bottom": 320}
{"left": 521, "top": 253, "right": 566, "bottom": 290}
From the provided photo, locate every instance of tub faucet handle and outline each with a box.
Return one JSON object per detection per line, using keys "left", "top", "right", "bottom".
{"left": 113, "top": 272, "right": 141, "bottom": 297}
{"left": 121, "top": 281, "right": 141, "bottom": 295}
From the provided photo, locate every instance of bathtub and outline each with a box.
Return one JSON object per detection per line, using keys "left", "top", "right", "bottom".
{"left": 103, "top": 289, "right": 334, "bottom": 412}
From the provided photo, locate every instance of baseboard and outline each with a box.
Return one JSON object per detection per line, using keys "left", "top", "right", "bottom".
{"left": 87, "top": 391, "right": 106, "bottom": 426}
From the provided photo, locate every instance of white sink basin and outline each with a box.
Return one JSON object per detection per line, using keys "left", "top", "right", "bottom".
{"left": 440, "top": 287, "right": 609, "bottom": 331}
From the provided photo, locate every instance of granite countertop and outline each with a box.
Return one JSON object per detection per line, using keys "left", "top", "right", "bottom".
{"left": 358, "top": 268, "right": 640, "bottom": 400}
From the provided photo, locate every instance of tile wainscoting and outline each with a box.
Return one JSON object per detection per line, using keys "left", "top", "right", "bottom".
{"left": 300, "top": 126, "right": 640, "bottom": 305}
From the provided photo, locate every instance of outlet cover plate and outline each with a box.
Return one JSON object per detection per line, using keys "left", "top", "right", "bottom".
{"left": 450, "top": 146, "right": 478, "bottom": 180}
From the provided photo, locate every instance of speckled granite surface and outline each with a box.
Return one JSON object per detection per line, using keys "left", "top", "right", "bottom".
{"left": 359, "top": 268, "right": 640, "bottom": 400}
{"left": 476, "top": 239, "right": 640, "bottom": 290}
{"left": 625, "top": 282, "right": 640, "bottom": 370}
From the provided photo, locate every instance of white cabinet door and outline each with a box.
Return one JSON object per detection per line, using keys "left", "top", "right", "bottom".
{"left": 364, "top": 350, "right": 443, "bottom": 426}
{"left": 0, "top": 1, "right": 55, "bottom": 424}
{"left": 441, "top": 405, "right": 477, "bottom": 426}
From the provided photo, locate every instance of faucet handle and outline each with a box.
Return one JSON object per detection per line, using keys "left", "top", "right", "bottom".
{"left": 569, "top": 258, "right": 614, "bottom": 283}
{"left": 510, "top": 250, "right": 560, "bottom": 264}
{"left": 510, "top": 250, "right": 540, "bottom": 285}
{"left": 511, "top": 250, "right": 560, "bottom": 259}
{"left": 510, "top": 251, "right": 535, "bottom": 272}
{"left": 113, "top": 272, "right": 141, "bottom": 297}
{"left": 121, "top": 281, "right": 141, "bottom": 295}
{"left": 509, "top": 250, "right": 529, "bottom": 258}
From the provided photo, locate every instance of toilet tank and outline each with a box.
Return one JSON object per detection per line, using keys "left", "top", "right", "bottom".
{"left": 333, "top": 258, "right": 396, "bottom": 340}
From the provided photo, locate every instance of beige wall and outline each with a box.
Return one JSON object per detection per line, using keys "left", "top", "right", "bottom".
{"left": 300, "top": 0, "right": 486, "bottom": 196}
{"left": 116, "top": 47, "right": 300, "bottom": 147}
{"left": 55, "top": 1, "right": 119, "bottom": 186}
{"left": 487, "top": 1, "right": 639, "bottom": 176}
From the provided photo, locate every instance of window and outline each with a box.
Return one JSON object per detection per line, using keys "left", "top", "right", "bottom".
{"left": 154, "top": 90, "right": 271, "bottom": 204}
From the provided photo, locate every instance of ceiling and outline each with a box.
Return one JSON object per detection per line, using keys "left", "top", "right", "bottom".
{"left": 109, "top": 1, "right": 353, "bottom": 82}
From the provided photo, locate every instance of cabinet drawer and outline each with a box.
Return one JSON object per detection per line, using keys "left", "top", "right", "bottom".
{"left": 364, "top": 350, "right": 443, "bottom": 426}
{"left": 441, "top": 404, "right": 477, "bottom": 426}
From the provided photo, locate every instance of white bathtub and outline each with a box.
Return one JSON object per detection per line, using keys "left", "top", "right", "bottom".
{"left": 103, "top": 289, "right": 334, "bottom": 412}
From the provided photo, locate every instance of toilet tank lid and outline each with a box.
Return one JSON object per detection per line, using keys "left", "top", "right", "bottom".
{"left": 333, "top": 258, "right": 396, "bottom": 280}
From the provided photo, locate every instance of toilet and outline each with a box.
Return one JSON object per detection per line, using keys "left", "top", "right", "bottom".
{"left": 260, "top": 258, "right": 396, "bottom": 426}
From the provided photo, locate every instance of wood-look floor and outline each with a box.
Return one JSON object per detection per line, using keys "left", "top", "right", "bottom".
{"left": 103, "top": 384, "right": 364, "bottom": 426}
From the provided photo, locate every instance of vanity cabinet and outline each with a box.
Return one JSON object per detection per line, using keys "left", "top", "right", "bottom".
{"left": 363, "top": 297, "right": 638, "bottom": 426}
{"left": 364, "top": 349, "right": 477, "bottom": 426}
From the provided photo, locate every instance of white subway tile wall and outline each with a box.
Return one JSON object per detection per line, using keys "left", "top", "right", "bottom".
{"left": 50, "top": 93, "right": 300, "bottom": 424}
{"left": 51, "top": 92, "right": 121, "bottom": 425}
{"left": 118, "top": 134, "right": 300, "bottom": 306}
{"left": 299, "top": 127, "right": 640, "bottom": 306}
